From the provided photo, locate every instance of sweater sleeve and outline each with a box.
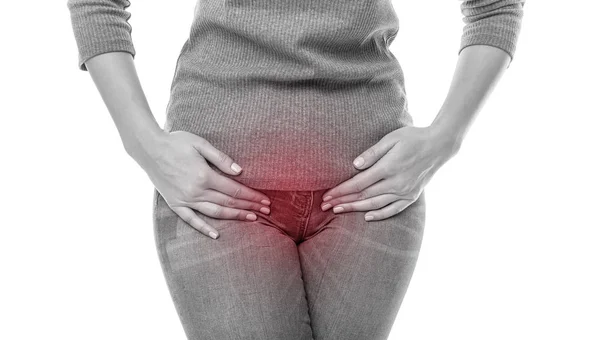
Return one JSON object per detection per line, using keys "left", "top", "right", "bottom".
{"left": 66, "top": 0, "right": 136, "bottom": 71}
{"left": 459, "top": 0, "right": 525, "bottom": 63}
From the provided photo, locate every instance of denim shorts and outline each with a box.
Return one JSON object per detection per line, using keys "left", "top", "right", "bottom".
{"left": 153, "top": 187, "right": 426, "bottom": 340}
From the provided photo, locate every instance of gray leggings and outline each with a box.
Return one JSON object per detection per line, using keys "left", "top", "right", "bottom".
{"left": 153, "top": 187, "right": 426, "bottom": 340}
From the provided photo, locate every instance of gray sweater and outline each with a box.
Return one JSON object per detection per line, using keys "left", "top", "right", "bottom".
{"left": 67, "top": 0, "right": 525, "bottom": 191}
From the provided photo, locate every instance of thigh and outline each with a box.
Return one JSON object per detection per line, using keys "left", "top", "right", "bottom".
{"left": 298, "top": 191, "right": 427, "bottom": 340}
{"left": 152, "top": 189, "right": 314, "bottom": 340}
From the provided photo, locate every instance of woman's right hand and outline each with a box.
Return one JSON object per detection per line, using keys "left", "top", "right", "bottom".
{"left": 131, "top": 130, "right": 272, "bottom": 240}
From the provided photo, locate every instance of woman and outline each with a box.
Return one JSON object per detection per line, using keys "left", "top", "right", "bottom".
{"left": 66, "top": 0, "right": 525, "bottom": 339}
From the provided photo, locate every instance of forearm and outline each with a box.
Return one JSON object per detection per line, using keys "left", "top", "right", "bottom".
{"left": 85, "top": 52, "right": 165, "bottom": 158}
{"left": 429, "top": 44, "right": 511, "bottom": 155}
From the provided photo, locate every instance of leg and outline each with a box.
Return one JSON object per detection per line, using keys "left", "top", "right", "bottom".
{"left": 152, "top": 189, "right": 314, "bottom": 340}
{"left": 298, "top": 190, "right": 427, "bottom": 340}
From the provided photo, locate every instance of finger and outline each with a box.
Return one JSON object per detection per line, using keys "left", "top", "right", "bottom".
{"left": 352, "top": 131, "right": 398, "bottom": 170}
{"left": 190, "top": 201, "right": 258, "bottom": 222}
{"left": 208, "top": 174, "right": 272, "bottom": 206}
{"left": 364, "top": 199, "right": 414, "bottom": 222}
{"left": 321, "top": 178, "right": 394, "bottom": 210}
{"left": 329, "top": 194, "right": 398, "bottom": 214}
{"left": 322, "top": 166, "right": 387, "bottom": 203}
{"left": 172, "top": 206, "right": 220, "bottom": 239}
{"left": 190, "top": 137, "right": 244, "bottom": 176}
{"left": 202, "top": 189, "right": 270, "bottom": 214}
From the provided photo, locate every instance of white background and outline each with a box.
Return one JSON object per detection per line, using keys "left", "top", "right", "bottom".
{"left": 1, "top": 1, "right": 598, "bottom": 339}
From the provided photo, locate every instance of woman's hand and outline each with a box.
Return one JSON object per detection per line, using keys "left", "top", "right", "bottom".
{"left": 131, "top": 130, "right": 272, "bottom": 240}
{"left": 320, "top": 125, "right": 460, "bottom": 221}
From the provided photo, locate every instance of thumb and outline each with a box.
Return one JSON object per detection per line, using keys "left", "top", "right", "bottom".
{"left": 353, "top": 134, "right": 396, "bottom": 170}
{"left": 191, "top": 136, "right": 243, "bottom": 175}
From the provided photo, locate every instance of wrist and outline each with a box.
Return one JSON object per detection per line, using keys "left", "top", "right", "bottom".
{"left": 426, "top": 122, "right": 464, "bottom": 159}
{"left": 123, "top": 124, "right": 168, "bottom": 162}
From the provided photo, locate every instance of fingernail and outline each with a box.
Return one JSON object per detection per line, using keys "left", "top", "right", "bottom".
{"left": 322, "top": 203, "right": 332, "bottom": 211}
{"left": 246, "top": 213, "right": 257, "bottom": 221}
{"left": 353, "top": 157, "right": 364, "bottom": 167}
{"left": 231, "top": 163, "right": 242, "bottom": 173}
{"left": 209, "top": 231, "right": 218, "bottom": 239}
{"left": 333, "top": 206, "right": 344, "bottom": 213}
{"left": 261, "top": 199, "right": 271, "bottom": 206}
{"left": 323, "top": 196, "right": 332, "bottom": 202}
{"left": 260, "top": 207, "right": 270, "bottom": 214}
{"left": 365, "top": 215, "right": 374, "bottom": 221}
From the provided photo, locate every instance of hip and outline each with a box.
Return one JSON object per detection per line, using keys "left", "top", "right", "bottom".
{"left": 162, "top": 80, "right": 414, "bottom": 190}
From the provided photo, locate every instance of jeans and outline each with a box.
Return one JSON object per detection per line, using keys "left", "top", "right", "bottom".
{"left": 152, "top": 187, "right": 426, "bottom": 340}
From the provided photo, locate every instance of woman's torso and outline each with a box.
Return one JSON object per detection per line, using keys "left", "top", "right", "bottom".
{"left": 164, "top": 0, "right": 414, "bottom": 191}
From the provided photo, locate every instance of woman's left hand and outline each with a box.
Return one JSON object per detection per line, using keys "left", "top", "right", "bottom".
{"left": 320, "top": 125, "right": 460, "bottom": 221}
